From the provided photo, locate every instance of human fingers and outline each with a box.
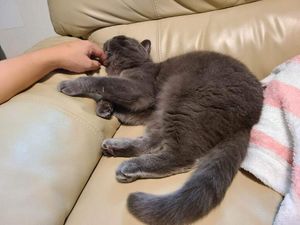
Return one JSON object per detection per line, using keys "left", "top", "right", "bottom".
{"left": 87, "top": 59, "right": 101, "bottom": 71}
{"left": 89, "top": 43, "right": 107, "bottom": 62}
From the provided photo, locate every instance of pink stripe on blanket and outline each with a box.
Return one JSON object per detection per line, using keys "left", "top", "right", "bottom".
{"left": 250, "top": 129, "right": 292, "bottom": 163}
{"left": 294, "top": 165, "right": 300, "bottom": 198}
{"left": 292, "top": 55, "right": 300, "bottom": 63}
{"left": 264, "top": 80, "right": 300, "bottom": 118}
{"left": 263, "top": 82, "right": 281, "bottom": 108}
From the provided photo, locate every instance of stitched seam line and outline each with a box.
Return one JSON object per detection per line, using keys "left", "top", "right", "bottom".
{"left": 156, "top": 20, "right": 161, "bottom": 62}
{"left": 152, "top": 0, "right": 159, "bottom": 18}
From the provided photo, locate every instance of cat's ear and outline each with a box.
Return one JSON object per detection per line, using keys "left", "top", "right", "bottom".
{"left": 141, "top": 39, "right": 151, "bottom": 54}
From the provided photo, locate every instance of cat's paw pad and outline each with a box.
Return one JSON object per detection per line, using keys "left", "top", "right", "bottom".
{"left": 102, "top": 139, "right": 121, "bottom": 156}
{"left": 97, "top": 110, "right": 113, "bottom": 119}
{"left": 96, "top": 101, "right": 113, "bottom": 119}
{"left": 116, "top": 161, "right": 141, "bottom": 183}
{"left": 57, "top": 80, "right": 82, "bottom": 96}
{"left": 102, "top": 138, "right": 133, "bottom": 157}
{"left": 101, "top": 139, "right": 115, "bottom": 156}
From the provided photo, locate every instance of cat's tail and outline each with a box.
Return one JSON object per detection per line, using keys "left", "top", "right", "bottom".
{"left": 127, "top": 129, "right": 250, "bottom": 225}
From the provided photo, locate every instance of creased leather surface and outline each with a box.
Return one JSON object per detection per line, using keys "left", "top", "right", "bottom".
{"left": 90, "top": 0, "right": 300, "bottom": 80}
{"left": 48, "top": 0, "right": 257, "bottom": 37}
{"left": 65, "top": 126, "right": 282, "bottom": 225}
{"left": 0, "top": 36, "right": 119, "bottom": 225}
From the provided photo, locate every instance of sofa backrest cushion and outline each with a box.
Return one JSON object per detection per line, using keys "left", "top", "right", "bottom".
{"left": 48, "top": 0, "right": 257, "bottom": 37}
{"left": 88, "top": 0, "right": 300, "bottom": 79}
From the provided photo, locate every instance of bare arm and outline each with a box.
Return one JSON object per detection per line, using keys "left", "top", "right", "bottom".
{"left": 0, "top": 40, "right": 106, "bottom": 104}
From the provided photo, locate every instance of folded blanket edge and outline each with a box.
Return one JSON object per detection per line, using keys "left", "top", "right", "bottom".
{"left": 241, "top": 146, "right": 291, "bottom": 195}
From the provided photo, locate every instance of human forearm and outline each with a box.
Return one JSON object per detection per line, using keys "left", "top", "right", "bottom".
{"left": 0, "top": 40, "right": 105, "bottom": 104}
{"left": 0, "top": 47, "right": 59, "bottom": 104}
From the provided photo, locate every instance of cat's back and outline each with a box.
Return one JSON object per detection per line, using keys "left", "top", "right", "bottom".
{"left": 158, "top": 50, "right": 260, "bottom": 93}
{"left": 160, "top": 51, "right": 252, "bottom": 79}
{"left": 157, "top": 51, "right": 263, "bottom": 129}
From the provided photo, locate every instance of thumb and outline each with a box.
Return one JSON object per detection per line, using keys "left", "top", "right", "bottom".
{"left": 88, "top": 59, "right": 101, "bottom": 71}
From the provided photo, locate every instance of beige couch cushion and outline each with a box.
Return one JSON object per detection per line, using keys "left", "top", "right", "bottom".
{"left": 0, "top": 36, "right": 119, "bottom": 225}
{"left": 48, "top": 0, "right": 257, "bottom": 38}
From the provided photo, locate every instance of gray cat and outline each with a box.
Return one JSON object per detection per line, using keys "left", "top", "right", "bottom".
{"left": 58, "top": 35, "right": 263, "bottom": 225}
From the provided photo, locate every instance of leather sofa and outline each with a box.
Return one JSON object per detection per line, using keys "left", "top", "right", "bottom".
{"left": 1, "top": 0, "right": 300, "bottom": 224}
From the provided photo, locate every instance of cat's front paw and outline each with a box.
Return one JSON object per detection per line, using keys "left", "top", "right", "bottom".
{"left": 57, "top": 80, "right": 83, "bottom": 96}
{"left": 96, "top": 100, "right": 114, "bottom": 119}
{"left": 116, "top": 160, "right": 141, "bottom": 183}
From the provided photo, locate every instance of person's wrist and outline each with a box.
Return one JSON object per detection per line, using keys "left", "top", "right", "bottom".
{"left": 45, "top": 46, "right": 65, "bottom": 71}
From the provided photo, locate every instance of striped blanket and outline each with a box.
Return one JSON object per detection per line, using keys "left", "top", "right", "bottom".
{"left": 242, "top": 55, "right": 300, "bottom": 225}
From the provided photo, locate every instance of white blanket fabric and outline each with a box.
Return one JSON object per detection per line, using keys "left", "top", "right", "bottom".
{"left": 242, "top": 55, "right": 300, "bottom": 225}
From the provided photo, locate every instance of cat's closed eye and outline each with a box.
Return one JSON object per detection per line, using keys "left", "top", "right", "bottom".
{"left": 105, "top": 51, "right": 112, "bottom": 58}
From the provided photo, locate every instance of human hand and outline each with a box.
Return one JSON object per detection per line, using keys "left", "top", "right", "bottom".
{"left": 53, "top": 40, "right": 106, "bottom": 73}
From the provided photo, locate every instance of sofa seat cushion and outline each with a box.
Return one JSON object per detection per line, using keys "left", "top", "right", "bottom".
{"left": 0, "top": 36, "right": 119, "bottom": 225}
{"left": 65, "top": 125, "right": 282, "bottom": 225}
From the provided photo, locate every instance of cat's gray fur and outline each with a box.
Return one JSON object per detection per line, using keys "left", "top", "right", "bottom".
{"left": 58, "top": 35, "right": 263, "bottom": 225}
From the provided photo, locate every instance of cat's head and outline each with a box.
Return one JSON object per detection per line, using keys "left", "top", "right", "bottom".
{"left": 103, "top": 35, "right": 152, "bottom": 75}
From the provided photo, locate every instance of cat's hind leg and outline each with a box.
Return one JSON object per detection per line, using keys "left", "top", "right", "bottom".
{"left": 102, "top": 117, "right": 162, "bottom": 157}
{"left": 102, "top": 136, "right": 154, "bottom": 157}
{"left": 102, "top": 128, "right": 161, "bottom": 157}
{"left": 116, "top": 149, "right": 196, "bottom": 183}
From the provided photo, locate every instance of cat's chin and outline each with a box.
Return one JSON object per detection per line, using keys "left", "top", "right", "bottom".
{"left": 102, "top": 59, "right": 110, "bottom": 67}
